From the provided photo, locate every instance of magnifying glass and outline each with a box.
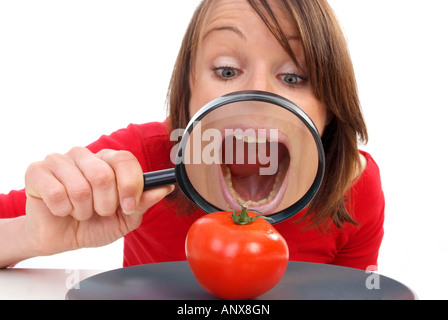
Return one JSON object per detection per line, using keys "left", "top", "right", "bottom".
{"left": 142, "top": 90, "right": 325, "bottom": 224}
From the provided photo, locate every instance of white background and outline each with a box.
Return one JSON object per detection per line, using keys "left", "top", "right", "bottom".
{"left": 1, "top": 0, "right": 447, "bottom": 299}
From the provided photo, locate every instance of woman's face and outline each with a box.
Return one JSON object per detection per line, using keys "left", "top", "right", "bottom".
{"left": 187, "top": 0, "right": 327, "bottom": 214}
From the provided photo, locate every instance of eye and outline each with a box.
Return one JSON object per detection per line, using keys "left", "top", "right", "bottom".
{"left": 214, "top": 67, "right": 239, "bottom": 80}
{"left": 281, "top": 73, "right": 305, "bottom": 87}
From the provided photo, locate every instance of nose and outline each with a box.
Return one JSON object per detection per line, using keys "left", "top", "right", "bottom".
{"left": 245, "top": 67, "right": 275, "bottom": 93}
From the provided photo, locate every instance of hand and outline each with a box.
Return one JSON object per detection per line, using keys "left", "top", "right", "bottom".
{"left": 24, "top": 147, "right": 174, "bottom": 256}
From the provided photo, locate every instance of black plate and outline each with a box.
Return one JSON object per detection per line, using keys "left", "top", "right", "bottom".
{"left": 66, "top": 261, "right": 415, "bottom": 300}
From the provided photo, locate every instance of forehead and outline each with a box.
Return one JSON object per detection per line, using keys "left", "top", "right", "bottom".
{"left": 204, "top": 0, "right": 256, "bottom": 24}
{"left": 201, "top": 0, "right": 298, "bottom": 38}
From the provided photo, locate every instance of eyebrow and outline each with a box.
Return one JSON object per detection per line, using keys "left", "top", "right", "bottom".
{"left": 202, "top": 26, "right": 247, "bottom": 41}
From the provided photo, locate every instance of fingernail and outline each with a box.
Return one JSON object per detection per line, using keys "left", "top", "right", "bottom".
{"left": 167, "top": 185, "right": 175, "bottom": 194}
{"left": 122, "top": 197, "right": 136, "bottom": 215}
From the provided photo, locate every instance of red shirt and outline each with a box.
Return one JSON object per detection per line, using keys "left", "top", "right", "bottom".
{"left": 0, "top": 121, "right": 384, "bottom": 270}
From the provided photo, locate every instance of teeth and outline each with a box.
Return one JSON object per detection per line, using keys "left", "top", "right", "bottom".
{"left": 222, "top": 160, "right": 288, "bottom": 208}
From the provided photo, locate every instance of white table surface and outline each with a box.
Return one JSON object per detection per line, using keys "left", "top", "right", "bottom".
{"left": 0, "top": 268, "right": 104, "bottom": 300}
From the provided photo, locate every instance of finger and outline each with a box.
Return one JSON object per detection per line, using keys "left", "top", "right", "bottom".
{"left": 97, "top": 150, "right": 143, "bottom": 215}
{"left": 70, "top": 147, "right": 119, "bottom": 217}
{"left": 113, "top": 186, "right": 175, "bottom": 235}
{"left": 25, "top": 161, "right": 73, "bottom": 218}
{"left": 134, "top": 185, "right": 175, "bottom": 215}
{"left": 43, "top": 152, "right": 94, "bottom": 221}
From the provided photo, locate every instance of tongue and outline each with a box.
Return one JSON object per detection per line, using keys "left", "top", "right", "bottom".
{"left": 221, "top": 137, "right": 285, "bottom": 202}
{"left": 231, "top": 173, "right": 276, "bottom": 202}
{"left": 225, "top": 146, "right": 275, "bottom": 201}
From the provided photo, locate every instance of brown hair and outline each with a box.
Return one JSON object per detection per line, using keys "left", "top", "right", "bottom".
{"left": 167, "top": 0, "right": 367, "bottom": 229}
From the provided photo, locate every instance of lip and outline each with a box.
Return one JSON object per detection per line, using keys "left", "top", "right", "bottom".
{"left": 217, "top": 125, "right": 291, "bottom": 214}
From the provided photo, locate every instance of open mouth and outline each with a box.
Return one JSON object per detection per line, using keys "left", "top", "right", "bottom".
{"left": 218, "top": 132, "right": 290, "bottom": 214}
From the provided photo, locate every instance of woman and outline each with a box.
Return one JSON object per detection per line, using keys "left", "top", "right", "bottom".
{"left": 0, "top": 0, "right": 384, "bottom": 270}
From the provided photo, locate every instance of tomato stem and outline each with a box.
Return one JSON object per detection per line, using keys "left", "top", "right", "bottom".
{"left": 231, "top": 203, "right": 274, "bottom": 225}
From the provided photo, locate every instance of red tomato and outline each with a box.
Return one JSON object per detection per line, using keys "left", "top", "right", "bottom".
{"left": 185, "top": 206, "right": 289, "bottom": 300}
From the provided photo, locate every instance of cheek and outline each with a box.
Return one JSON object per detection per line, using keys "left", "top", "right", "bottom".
{"left": 281, "top": 93, "right": 328, "bottom": 137}
{"left": 189, "top": 74, "right": 221, "bottom": 118}
{"left": 307, "top": 103, "right": 327, "bottom": 136}
{"left": 188, "top": 92, "right": 208, "bottom": 119}
{"left": 189, "top": 71, "right": 240, "bottom": 118}
{"left": 296, "top": 94, "right": 327, "bottom": 136}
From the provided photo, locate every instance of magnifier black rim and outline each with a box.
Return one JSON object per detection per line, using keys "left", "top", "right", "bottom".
{"left": 175, "top": 90, "right": 325, "bottom": 224}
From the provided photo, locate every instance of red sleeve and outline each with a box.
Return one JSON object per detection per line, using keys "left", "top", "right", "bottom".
{"left": 0, "top": 190, "right": 27, "bottom": 219}
{"left": 331, "top": 151, "right": 385, "bottom": 270}
{"left": 86, "top": 121, "right": 172, "bottom": 172}
{"left": 87, "top": 124, "right": 147, "bottom": 160}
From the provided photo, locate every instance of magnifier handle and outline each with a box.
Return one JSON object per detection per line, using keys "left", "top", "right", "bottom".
{"left": 143, "top": 168, "right": 176, "bottom": 190}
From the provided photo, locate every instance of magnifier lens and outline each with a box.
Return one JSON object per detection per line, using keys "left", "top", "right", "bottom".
{"left": 182, "top": 99, "right": 319, "bottom": 216}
